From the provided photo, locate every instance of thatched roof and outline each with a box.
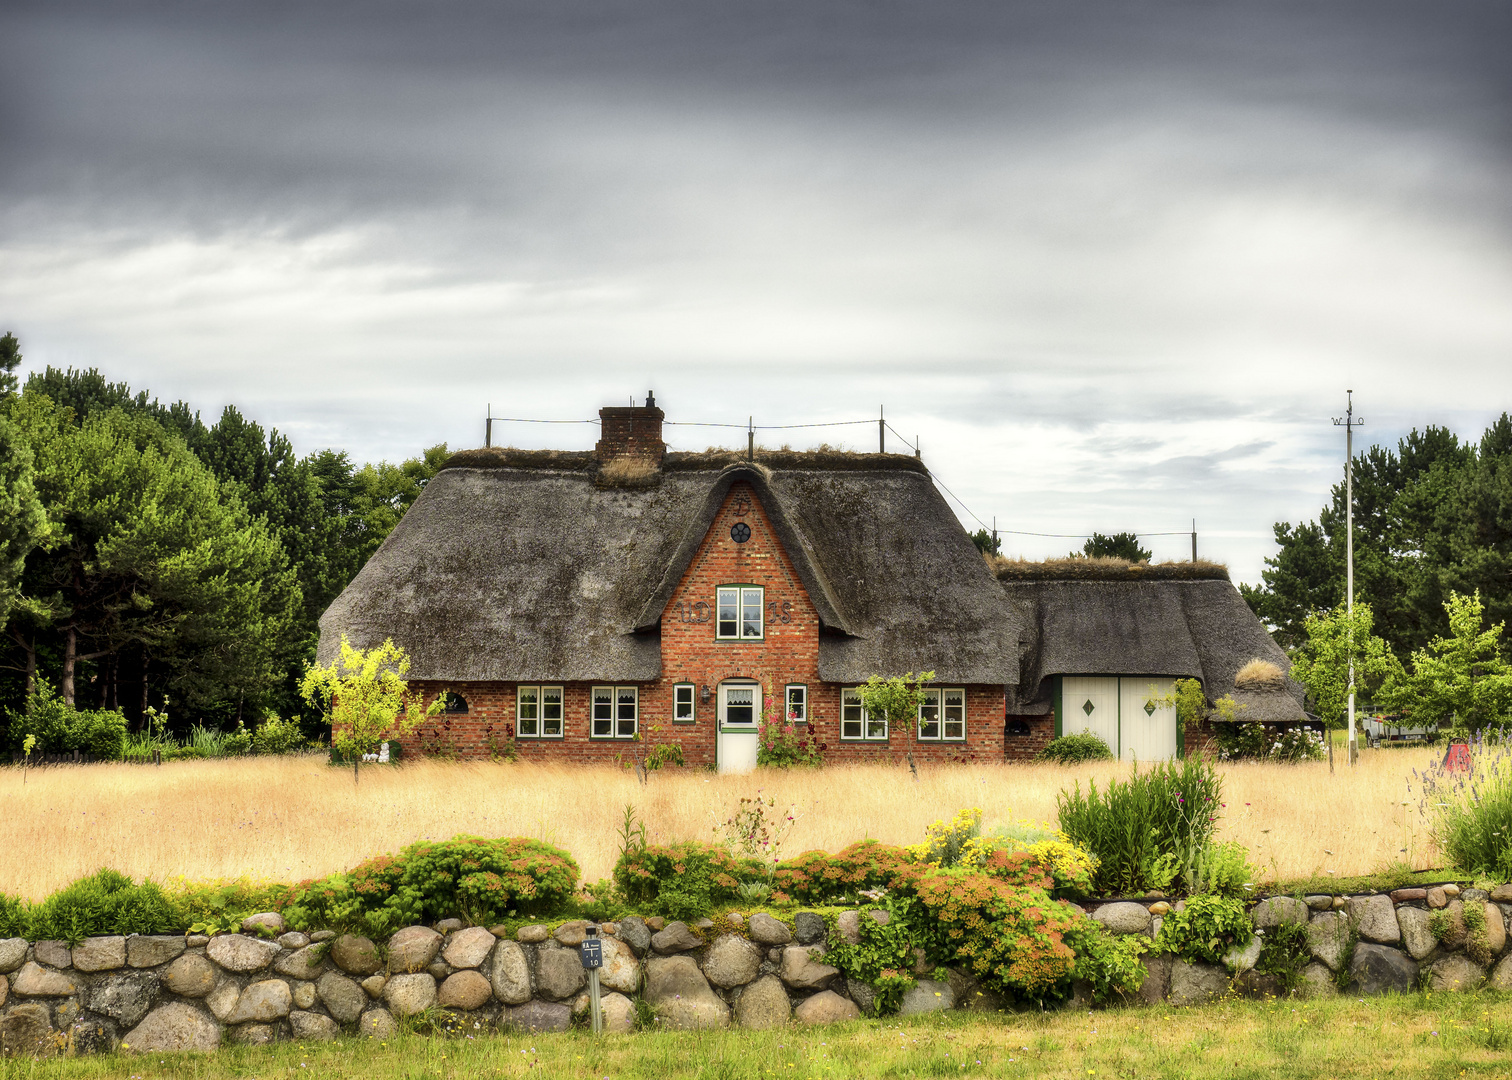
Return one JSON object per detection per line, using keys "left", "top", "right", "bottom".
{"left": 1001, "top": 577, "right": 1305, "bottom": 719}
{"left": 318, "top": 450, "right": 1020, "bottom": 685}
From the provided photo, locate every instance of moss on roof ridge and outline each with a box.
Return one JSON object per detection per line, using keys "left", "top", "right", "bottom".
{"left": 441, "top": 446, "right": 930, "bottom": 474}
{"left": 989, "top": 554, "right": 1231, "bottom": 582}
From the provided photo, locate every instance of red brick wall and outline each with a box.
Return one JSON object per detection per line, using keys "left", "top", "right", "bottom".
{"left": 395, "top": 481, "right": 1010, "bottom": 765}
{"left": 1003, "top": 714, "right": 1055, "bottom": 761}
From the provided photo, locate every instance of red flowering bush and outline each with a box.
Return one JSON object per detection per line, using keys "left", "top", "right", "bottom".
{"left": 911, "top": 869, "right": 1083, "bottom": 999}
{"left": 770, "top": 840, "right": 922, "bottom": 904}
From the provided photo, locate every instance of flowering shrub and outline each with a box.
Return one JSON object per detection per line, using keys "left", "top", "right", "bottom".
{"left": 756, "top": 693, "right": 823, "bottom": 767}
{"left": 770, "top": 840, "right": 923, "bottom": 904}
{"left": 905, "top": 807, "right": 982, "bottom": 867}
{"left": 284, "top": 835, "right": 578, "bottom": 936}
{"left": 1212, "top": 722, "right": 1325, "bottom": 762}
{"left": 907, "top": 809, "right": 1099, "bottom": 896}
{"left": 912, "top": 870, "right": 1082, "bottom": 999}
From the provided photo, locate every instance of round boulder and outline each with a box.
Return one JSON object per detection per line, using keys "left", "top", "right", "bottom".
{"left": 702, "top": 934, "right": 763, "bottom": 989}
{"left": 794, "top": 990, "right": 862, "bottom": 1025}
{"left": 330, "top": 934, "right": 383, "bottom": 976}
{"left": 438, "top": 970, "right": 493, "bottom": 1010}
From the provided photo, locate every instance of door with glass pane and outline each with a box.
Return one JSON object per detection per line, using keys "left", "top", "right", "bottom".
{"left": 716, "top": 683, "right": 760, "bottom": 774}
{"left": 1061, "top": 677, "right": 1120, "bottom": 758}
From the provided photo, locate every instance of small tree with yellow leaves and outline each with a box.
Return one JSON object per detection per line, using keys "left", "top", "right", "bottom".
{"left": 300, "top": 635, "right": 443, "bottom": 783}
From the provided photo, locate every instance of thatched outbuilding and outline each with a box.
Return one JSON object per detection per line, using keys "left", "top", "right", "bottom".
{"left": 318, "top": 397, "right": 1300, "bottom": 768}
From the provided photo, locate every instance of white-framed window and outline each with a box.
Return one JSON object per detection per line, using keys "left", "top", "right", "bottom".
{"left": 918, "top": 688, "right": 966, "bottom": 741}
{"left": 674, "top": 682, "right": 696, "bottom": 723}
{"left": 592, "top": 685, "right": 638, "bottom": 739}
{"left": 841, "top": 687, "right": 887, "bottom": 741}
{"left": 785, "top": 684, "right": 807, "bottom": 724}
{"left": 517, "top": 685, "right": 564, "bottom": 738}
{"left": 716, "top": 585, "right": 764, "bottom": 640}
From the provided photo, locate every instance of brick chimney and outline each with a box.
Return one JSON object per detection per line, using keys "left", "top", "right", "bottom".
{"left": 596, "top": 391, "right": 666, "bottom": 465}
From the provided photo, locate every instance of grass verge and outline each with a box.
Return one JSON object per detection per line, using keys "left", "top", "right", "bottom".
{"left": 8, "top": 993, "right": 1512, "bottom": 1079}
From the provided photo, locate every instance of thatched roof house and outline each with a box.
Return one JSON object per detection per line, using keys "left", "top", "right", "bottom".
{"left": 318, "top": 397, "right": 1301, "bottom": 769}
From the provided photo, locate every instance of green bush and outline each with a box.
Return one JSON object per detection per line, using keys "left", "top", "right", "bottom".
{"left": 0, "top": 892, "right": 25, "bottom": 937}
{"left": 285, "top": 835, "right": 579, "bottom": 938}
{"left": 1152, "top": 894, "right": 1253, "bottom": 964}
{"left": 1186, "top": 840, "right": 1259, "bottom": 898}
{"left": 1067, "top": 920, "right": 1147, "bottom": 1001}
{"left": 823, "top": 897, "right": 921, "bottom": 1014}
{"left": 1423, "top": 738, "right": 1512, "bottom": 879}
{"left": 253, "top": 715, "right": 307, "bottom": 755}
{"left": 1037, "top": 733, "right": 1115, "bottom": 764}
{"left": 25, "top": 869, "right": 179, "bottom": 945}
{"left": 167, "top": 877, "right": 294, "bottom": 936}
{"left": 1057, "top": 757, "right": 1223, "bottom": 895}
{"left": 613, "top": 841, "right": 763, "bottom": 921}
{"left": 6, "top": 680, "right": 127, "bottom": 760}
{"left": 1256, "top": 917, "right": 1312, "bottom": 991}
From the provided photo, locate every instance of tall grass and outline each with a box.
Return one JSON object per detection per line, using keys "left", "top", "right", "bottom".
{"left": 0, "top": 749, "right": 1443, "bottom": 901}
{"left": 1421, "top": 733, "right": 1512, "bottom": 879}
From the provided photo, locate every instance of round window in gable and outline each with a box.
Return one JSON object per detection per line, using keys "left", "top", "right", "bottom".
{"left": 730, "top": 522, "right": 752, "bottom": 543}
{"left": 443, "top": 692, "right": 469, "bottom": 713}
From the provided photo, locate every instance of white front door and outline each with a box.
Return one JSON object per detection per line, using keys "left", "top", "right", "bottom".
{"left": 1062, "top": 676, "right": 1120, "bottom": 758}
{"left": 717, "top": 683, "right": 760, "bottom": 774}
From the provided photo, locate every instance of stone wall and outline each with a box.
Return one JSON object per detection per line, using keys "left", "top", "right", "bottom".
{"left": 1083, "top": 882, "right": 1512, "bottom": 1005}
{"left": 6, "top": 883, "right": 1512, "bottom": 1057}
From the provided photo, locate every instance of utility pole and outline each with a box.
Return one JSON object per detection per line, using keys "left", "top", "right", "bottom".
{"left": 1333, "top": 391, "right": 1364, "bottom": 765}
{"left": 1191, "top": 519, "right": 1197, "bottom": 562}
{"left": 485, "top": 403, "right": 492, "bottom": 449}
{"left": 879, "top": 405, "right": 885, "bottom": 454}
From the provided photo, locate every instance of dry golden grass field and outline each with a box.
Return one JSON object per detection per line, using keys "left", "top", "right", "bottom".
{"left": 0, "top": 748, "right": 1443, "bottom": 900}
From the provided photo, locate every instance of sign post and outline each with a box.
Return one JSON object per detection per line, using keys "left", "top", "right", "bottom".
{"left": 578, "top": 924, "right": 604, "bottom": 1034}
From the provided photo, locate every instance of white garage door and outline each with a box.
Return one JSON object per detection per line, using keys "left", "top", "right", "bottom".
{"left": 1119, "top": 677, "right": 1177, "bottom": 762}
{"left": 1062, "top": 676, "right": 1120, "bottom": 758}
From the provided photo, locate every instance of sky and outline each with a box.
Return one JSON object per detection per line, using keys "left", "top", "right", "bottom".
{"left": 2, "top": 1, "right": 1509, "bottom": 587}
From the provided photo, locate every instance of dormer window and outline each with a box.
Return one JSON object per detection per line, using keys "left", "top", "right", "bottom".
{"left": 716, "top": 586, "right": 764, "bottom": 640}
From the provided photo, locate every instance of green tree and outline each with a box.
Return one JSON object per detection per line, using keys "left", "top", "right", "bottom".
{"left": 969, "top": 529, "right": 1000, "bottom": 556}
{"left": 300, "top": 635, "right": 442, "bottom": 782}
{"left": 1288, "top": 601, "right": 1403, "bottom": 731}
{"left": 5, "top": 392, "right": 300, "bottom": 714}
{"left": 1383, "top": 591, "right": 1512, "bottom": 736}
{"left": 857, "top": 671, "right": 935, "bottom": 741}
{"left": 1241, "top": 422, "right": 1488, "bottom": 654}
{"left": 350, "top": 444, "right": 450, "bottom": 567}
{"left": 1079, "top": 532, "right": 1151, "bottom": 562}
{"left": 0, "top": 332, "right": 22, "bottom": 400}
{"left": 0, "top": 410, "right": 51, "bottom": 636}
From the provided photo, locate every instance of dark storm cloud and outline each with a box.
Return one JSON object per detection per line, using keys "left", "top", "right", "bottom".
{"left": 1, "top": 1, "right": 1509, "bottom": 583}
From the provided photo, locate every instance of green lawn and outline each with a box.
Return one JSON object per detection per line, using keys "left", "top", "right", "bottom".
{"left": 9, "top": 993, "right": 1512, "bottom": 1080}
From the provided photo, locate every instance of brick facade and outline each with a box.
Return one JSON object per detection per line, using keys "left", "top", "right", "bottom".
{"left": 1003, "top": 714, "right": 1055, "bottom": 761}
{"left": 396, "top": 480, "right": 1010, "bottom": 765}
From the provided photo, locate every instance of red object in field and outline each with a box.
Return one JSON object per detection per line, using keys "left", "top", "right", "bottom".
{"left": 1443, "top": 742, "right": 1472, "bottom": 774}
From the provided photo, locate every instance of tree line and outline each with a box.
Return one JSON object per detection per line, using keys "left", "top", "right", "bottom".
{"left": 1243, "top": 414, "right": 1512, "bottom": 731}
{"left": 0, "top": 333, "right": 449, "bottom": 738}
